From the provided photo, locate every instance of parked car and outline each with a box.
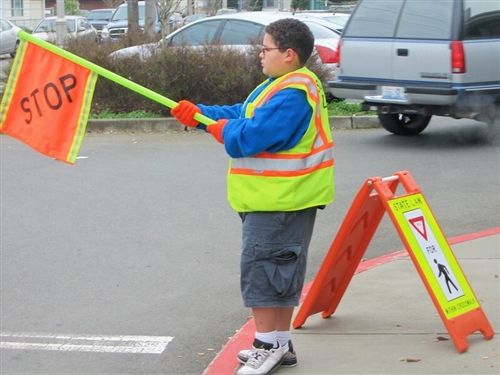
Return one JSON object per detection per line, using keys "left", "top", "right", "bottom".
{"left": 182, "top": 14, "right": 206, "bottom": 26}
{"left": 329, "top": 0, "right": 500, "bottom": 135}
{"left": 101, "top": 1, "right": 162, "bottom": 43}
{"left": 86, "top": 8, "right": 115, "bottom": 39}
{"left": 0, "top": 18, "right": 20, "bottom": 57}
{"left": 31, "top": 16, "right": 99, "bottom": 44}
{"left": 111, "top": 12, "right": 341, "bottom": 99}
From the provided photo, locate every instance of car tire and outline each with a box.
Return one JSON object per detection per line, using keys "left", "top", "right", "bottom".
{"left": 10, "top": 41, "right": 19, "bottom": 58}
{"left": 378, "top": 113, "right": 431, "bottom": 135}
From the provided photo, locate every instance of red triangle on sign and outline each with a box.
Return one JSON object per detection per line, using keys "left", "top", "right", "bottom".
{"left": 408, "top": 216, "right": 428, "bottom": 241}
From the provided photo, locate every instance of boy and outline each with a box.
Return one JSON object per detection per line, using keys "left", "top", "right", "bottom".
{"left": 171, "top": 18, "right": 334, "bottom": 375}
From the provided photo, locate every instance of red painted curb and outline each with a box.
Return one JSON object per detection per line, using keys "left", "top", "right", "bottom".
{"left": 202, "top": 227, "right": 499, "bottom": 375}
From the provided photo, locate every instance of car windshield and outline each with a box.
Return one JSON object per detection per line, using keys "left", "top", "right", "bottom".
{"left": 34, "top": 19, "right": 75, "bottom": 33}
{"left": 112, "top": 5, "right": 145, "bottom": 21}
{"left": 88, "top": 10, "right": 112, "bottom": 20}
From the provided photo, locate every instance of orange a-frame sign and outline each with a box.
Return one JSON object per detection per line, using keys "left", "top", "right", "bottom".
{"left": 293, "top": 170, "right": 494, "bottom": 353}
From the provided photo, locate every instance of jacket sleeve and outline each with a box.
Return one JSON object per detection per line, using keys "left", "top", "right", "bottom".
{"left": 197, "top": 103, "right": 244, "bottom": 121}
{"left": 221, "top": 88, "right": 312, "bottom": 158}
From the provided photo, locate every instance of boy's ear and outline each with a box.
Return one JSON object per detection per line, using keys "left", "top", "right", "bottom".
{"left": 284, "top": 48, "right": 298, "bottom": 62}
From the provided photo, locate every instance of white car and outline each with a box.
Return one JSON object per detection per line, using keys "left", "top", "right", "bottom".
{"left": 32, "top": 16, "right": 99, "bottom": 44}
{"left": 0, "top": 18, "right": 20, "bottom": 57}
{"left": 111, "top": 12, "right": 340, "bottom": 80}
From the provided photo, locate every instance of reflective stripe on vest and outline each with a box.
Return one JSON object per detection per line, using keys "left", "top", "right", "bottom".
{"left": 231, "top": 69, "right": 333, "bottom": 178}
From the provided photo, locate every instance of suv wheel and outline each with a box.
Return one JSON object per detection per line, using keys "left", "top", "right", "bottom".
{"left": 378, "top": 113, "right": 431, "bottom": 135}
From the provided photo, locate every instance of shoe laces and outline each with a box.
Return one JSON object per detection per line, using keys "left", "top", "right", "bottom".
{"left": 246, "top": 348, "right": 271, "bottom": 368}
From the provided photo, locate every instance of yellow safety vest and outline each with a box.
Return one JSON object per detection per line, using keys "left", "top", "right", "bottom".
{"left": 227, "top": 67, "right": 335, "bottom": 212}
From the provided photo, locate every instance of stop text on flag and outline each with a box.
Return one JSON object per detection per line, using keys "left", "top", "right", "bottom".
{"left": 21, "top": 74, "right": 78, "bottom": 125}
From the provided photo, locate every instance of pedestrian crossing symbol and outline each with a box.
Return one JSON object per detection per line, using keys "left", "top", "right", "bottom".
{"left": 404, "top": 209, "right": 464, "bottom": 301}
{"left": 388, "top": 193, "right": 479, "bottom": 319}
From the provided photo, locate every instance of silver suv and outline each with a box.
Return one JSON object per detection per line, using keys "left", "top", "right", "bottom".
{"left": 329, "top": 0, "right": 500, "bottom": 135}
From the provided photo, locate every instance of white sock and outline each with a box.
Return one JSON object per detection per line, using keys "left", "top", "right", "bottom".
{"left": 255, "top": 331, "right": 277, "bottom": 348}
{"left": 276, "top": 331, "right": 291, "bottom": 347}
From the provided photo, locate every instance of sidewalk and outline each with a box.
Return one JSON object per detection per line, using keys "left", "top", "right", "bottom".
{"left": 204, "top": 229, "right": 499, "bottom": 375}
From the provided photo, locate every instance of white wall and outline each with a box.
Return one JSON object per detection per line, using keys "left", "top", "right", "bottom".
{"left": 1, "top": 0, "right": 45, "bottom": 28}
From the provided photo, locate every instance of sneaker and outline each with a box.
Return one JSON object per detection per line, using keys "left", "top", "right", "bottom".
{"left": 238, "top": 340, "right": 297, "bottom": 368}
{"left": 236, "top": 340, "right": 287, "bottom": 375}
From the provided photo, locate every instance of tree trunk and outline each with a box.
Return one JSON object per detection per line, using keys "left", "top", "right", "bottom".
{"left": 144, "top": 0, "right": 157, "bottom": 38}
{"left": 127, "top": 0, "right": 141, "bottom": 45}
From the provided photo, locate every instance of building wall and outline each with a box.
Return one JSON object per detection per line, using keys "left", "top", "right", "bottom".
{"left": 0, "top": 0, "right": 45, "bottom": 29}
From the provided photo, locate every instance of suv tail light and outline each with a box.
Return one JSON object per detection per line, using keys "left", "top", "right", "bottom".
{"left": 451, "top": 41, "right": 466, "bottom": 74}
{"left": 315, "top": 45, "right": 339, "bottom": 64}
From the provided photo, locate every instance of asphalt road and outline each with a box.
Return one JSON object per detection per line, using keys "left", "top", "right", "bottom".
{"left": 1, "top": 117, "right": 499, "bottom": 374}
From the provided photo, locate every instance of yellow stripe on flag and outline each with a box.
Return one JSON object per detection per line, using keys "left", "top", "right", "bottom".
{"left": 0, "top": 39, "right": 27, "bottom": 127}
{"left": 68, "top": 71, "right": 97, "bottom": 163}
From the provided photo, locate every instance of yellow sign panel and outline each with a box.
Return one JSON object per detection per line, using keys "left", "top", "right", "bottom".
{"left": 388, "top": 193, "right": 479, "bottom": 319}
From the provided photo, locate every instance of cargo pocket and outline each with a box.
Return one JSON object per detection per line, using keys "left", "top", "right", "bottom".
{"left": 253, "top": 243, "right": 303, "bottom": 298}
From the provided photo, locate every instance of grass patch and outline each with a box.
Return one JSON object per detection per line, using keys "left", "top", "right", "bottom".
{"left": 89, "top": 109, "right": 162, "bottom": 119}
{"left": 327, "top": 101, "right": 376, "bottom": 116}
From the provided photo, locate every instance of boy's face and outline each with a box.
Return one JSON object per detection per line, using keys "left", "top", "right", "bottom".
{"left": 260, "top": 33, "right": 301, "bottom": 78}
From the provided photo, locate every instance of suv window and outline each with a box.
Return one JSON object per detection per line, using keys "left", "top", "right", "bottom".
{"left": 396, "top": 0, "right": 454, "bottom": 39}
{"left": 343, "top": 0, "right": 404, "bottom": 38}
{"left": 344, "top": 0, "right": 454, "bottom": 39}
{"left": 218, "top": 20, "right": 263, "bottom": 45}
{"left": 464, "top": 0, "right": 500, "bottom": 38}
{"left": 169, "top": 20, "right": 222, "bottom": 46}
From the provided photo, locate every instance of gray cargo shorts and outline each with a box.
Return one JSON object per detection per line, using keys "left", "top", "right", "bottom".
{"left": 239, "top": 207, "right": 317, "bottom": 308}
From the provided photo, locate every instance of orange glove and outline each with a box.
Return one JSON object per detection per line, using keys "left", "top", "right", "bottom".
{"left": 207, "top": 120, "right": 228, "bottom": 144}
{"left": 171, "top": 100, "right": 201, "bottom": 127}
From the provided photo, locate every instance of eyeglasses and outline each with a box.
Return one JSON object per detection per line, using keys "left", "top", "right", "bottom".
{"left": 260, "top": 46, "right": 281, "bottom": 54}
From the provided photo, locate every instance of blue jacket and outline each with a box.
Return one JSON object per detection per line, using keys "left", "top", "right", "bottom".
{"left": 197, "top": 78, "right": 313, "bottom": 158}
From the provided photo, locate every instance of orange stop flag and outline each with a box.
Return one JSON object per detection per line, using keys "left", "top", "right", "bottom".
{"left": 0, "top": 40, "right": 97, "bottom": 164}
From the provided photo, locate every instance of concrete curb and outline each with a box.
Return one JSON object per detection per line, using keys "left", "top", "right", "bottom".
{"left": 86, "top": 116, "right": 381, "bottom": 133}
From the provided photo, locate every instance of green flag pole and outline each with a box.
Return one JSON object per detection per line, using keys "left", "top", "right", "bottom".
{"left": 18, "top": 30, "right": 216, "bottom": 126}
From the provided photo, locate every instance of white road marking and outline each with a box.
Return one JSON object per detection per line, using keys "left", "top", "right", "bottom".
{"left": 0, "top": 332, "right": 174, "bottom": 354}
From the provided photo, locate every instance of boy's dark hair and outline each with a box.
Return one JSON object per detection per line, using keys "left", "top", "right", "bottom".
{"left": 265, "top": 18, "right": 315, "bottom": 65}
